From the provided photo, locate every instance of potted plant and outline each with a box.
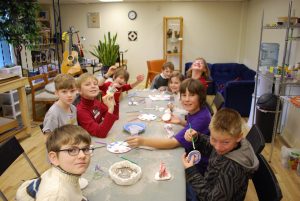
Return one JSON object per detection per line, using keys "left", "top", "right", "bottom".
{"left": 0, "top": 1, "right": 40, "bottom": 66}
{"left": 90, "top": 32, "right": 119, "bottom": 74}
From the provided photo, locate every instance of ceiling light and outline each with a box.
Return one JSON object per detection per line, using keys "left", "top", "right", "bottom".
{"left": 99, "top": 0, "right": 123, "bottom": 2}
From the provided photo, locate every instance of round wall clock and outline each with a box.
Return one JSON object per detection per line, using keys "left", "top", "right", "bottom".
{"left": 128, "top": 10, "right": 137, "bottom": 20}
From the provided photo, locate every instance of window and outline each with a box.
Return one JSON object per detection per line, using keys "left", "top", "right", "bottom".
{"left": 0, "top": 39, "right": 14, "bottom": 68}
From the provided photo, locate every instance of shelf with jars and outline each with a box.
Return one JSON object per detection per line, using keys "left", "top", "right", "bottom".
{"left": 163, "top": 17, "right": 183, "bottom": 72}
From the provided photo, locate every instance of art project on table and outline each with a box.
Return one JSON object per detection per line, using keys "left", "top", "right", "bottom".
{"left": 123, "top": 122, "right": 146, "bottom": 135}
{"left": 138, "top": 113, "right": 157, "bottom": 121}
{"left": 154, "top": 162, "right": 171, "bottom": 181}
{"left": 149, "top": 94, "right": 171, "bottom": 101}
{"left": 107, "top": 141, "right": 131, "bottom": 154}
{"left": 163, "top": 124, "right": 175, "bottom": 138}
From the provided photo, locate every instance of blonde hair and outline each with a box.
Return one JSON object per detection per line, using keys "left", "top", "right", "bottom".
{"left": 54, "top": 74, "right": 76, "bottom": 90}
{"left": 187, "top": 57, "right": 210, "bottom": 79}
{"left": 209, "top": 108, "right": 242, "bottom": 137}
{"left": 76, "top": 73, "right": 98, "bottom": 89}
{"left": 46, "top": 125, "right": 91, "bottom": 153}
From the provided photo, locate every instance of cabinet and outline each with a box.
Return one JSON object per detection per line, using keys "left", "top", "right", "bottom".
{"left": 252, "top": 0, "right": 300, "bottom": 161}
{"left": 163, "top": 17, "right": 183, "bottom": 72}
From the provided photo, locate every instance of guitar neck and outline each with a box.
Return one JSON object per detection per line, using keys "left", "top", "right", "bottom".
{"left": 68, "top": 33, "right": 73, "bottom": 55}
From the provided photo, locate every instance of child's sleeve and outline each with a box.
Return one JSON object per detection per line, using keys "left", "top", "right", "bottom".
{"left": 121, "top": 84, "right": 132, "bottom": 92}
{"left": 150, "top": 74, "right": 159, "bottom": 89}
{"left": 77, "top": 106, "right": 118, "bottom": 138}
{"left": 42, "top": 111, "right": 58, "bottom": 133}
{"left": 186, "top": 158, "right": 245, "bottom": 201}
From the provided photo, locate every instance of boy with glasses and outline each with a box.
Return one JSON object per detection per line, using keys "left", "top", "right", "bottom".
{"left": 16, "top": 125, "right": 93, "bottom": 201}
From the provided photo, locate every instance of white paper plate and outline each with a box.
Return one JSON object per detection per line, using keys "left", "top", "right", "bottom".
{"left": 138, "top": 114, "right": 157, "bottom": 121}
{"left": 107, "top": 141, "right": 131, "bottom": 154}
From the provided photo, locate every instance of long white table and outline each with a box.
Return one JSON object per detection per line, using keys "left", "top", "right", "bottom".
{"left": 83, "top": 89, "right": 185, "bottom": 201}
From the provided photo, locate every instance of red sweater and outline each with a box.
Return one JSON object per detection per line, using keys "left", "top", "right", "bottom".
{"left": 99, "top": 82, "right": 132, "bottom": 117}
{"left": 77, "top": 97, "right": 118, "bottom": 138}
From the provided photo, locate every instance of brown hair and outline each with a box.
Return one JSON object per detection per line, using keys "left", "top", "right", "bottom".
{"left": 186, "top": 57, "right": 210, "bottom": 79}
{"left": 113, "top": 68, "right": 130, "bottom": 82}
{"left": 209, "top": 108, "right": 242, "bottom": 137}
{"left": 46, "top": 125, "right": 91, "bottom": 153}
{"left": 162, "top": 62, "right": 175, "bottom": 71}
{"left": 54, "top": 74, "right": 76, "bottom": 90}
{"left": 180, "top": 78, "right": 206, "bottom": 108}
{"left": 76, "top": 73, "right": 98, "bottom": 89}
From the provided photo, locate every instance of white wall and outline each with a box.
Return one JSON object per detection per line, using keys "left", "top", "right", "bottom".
{"left": 242, "top": 0, "right": 300, "bottom": 70}
{"left": 59, "top": 2, "right": 244, "bottom": 76}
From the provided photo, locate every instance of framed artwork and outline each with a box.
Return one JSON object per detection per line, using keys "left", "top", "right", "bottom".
{"left": 87, "top": 12, "right": 100, "bottom": 28}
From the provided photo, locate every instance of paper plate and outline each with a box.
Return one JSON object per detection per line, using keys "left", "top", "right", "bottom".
{"left": 124, "top": 122, "right": 146, "bottom": 135}
{"left": 138, "top": 114, "right": 157, "bottom": 121}
{"left": 187, "top": 150, "right": 201, "bottom": 164}
{"left": 107, "top": 141, "right": 131, "bottom": 154}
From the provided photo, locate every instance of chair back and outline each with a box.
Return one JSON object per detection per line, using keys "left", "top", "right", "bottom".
{"left": 246, "top": 124, "right": 265, "bottom": 154}
{"left": 47, "top": 70, "right": 59, "bottom": 82}
{"left": 145, "top": 59, "right": 166, "bottom": 88}
{"left": 213, "top": 92, "right": 224, "bottom": 111}
{"left": 252, "top": 154, "right": 282, "bottom": 201}
{"left": 0, "top": 136, "right": 40, "bottom": 200}
{"left": 28, "top": 74, "right": 49, "bottom": 95}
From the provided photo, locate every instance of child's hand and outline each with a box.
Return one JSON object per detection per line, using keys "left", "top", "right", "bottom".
{"left": 136, "top": 74, "right": 144, "bottom": 82}
{"left": 102, "top": 94, "right": 115, "bottom": 112}
{"left": 158, "top": 86, "right": 167, "bottom": 92}
{"left": 181, "top": 153, "right": 195, "bottom": 169}
{"left": 106, "top": 65, "right": 117, "bottom": 77}
{"left": 184, "top": 129, "right": 198, "bottom": 142}
{"left": 166, "top": 114, "right": 181, "bottom": 125}
{"left": 126, "top": 136, "right": 143, "bottom": 148}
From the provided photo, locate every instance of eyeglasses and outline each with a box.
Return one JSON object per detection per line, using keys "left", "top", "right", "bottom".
{"left": 57, "top": 146, "right": 94, "bottom": 156}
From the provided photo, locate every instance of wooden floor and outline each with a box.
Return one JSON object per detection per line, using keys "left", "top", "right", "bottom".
{"left": 1, "top": 123, "right": 300, "bottom": 200}
{"left": 1, "top": 92, "right": 300, "bottom": 200}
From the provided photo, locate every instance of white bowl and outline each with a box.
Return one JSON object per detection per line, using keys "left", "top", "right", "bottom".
{"left": 109, "top": 160, "right": 142, "bottom": 186}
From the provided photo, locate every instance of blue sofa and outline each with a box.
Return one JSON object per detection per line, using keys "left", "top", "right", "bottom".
{"left": 185, "top": 62, "right": 256, "bottom": 117}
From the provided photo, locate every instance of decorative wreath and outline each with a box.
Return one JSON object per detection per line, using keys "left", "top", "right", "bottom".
{"left": 290, "top": 96, "right": 300, "bottom": 108}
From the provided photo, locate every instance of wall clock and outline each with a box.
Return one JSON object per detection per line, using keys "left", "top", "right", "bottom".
{"left": 128, "top": 10, "right": 137, "bottom": 20}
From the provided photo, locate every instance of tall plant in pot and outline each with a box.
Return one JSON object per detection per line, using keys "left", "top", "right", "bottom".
{"left": 90, "top": 32, "right": 119, "bottom": 74}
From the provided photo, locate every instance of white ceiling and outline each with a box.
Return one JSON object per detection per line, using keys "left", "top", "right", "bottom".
{"left": 39, "top": 0, "right": 246, "bottom": 5}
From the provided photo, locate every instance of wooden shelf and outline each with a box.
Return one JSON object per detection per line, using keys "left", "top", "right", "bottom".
{"left": 163, "top": 17, "right": 183, "bottom": 71}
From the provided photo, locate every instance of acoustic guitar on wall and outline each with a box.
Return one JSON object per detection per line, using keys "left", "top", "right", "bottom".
{"left": 61, "top": 27, "right": 81, "bottom": 75}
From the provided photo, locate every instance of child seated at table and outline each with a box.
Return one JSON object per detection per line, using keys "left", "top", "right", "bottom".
{"left": 186, "top": 57, "right": 210, "bottom": 89}
{"left": 150, "top": 61, "right": 174, "bottom": 91}
{"left": 182, "top": 108, "right": 259, "bottom": 201}
{"left": 42, "top": 74, "right": 77, "bottom": 134}
{"left": 16, "top": 125, "right": 93, "bottom": 201}
{"left": 127, "top": 78, "right": 211, "bottom": 174}
{"left": 167, "top": 71, "right": 185, "bottom": 100}
{"left": 99, "top": 68, "right": 144, "bottom": 118}
{"left": 76, "top": 73, "right": 118, "bottom": 138}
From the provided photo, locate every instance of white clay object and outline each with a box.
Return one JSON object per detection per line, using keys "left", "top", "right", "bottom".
{"left": 161, "top": 113, "right": 171, "bottom": 121}
{"left": 138, "top": 114, "right": 157, "bottom": 121}
{"left": 107, "top": 141, "right": 131, "bottom": 154}
{"left": 187, "top": 150, "right": 201, "bottom": 164}
{"left": 109, "top": 160, "right": 142, "bottom": 185}
{"left": 154, "top": 162, "right": 172, "bottom": 181}
{"left": 79, "top": 177, "right": 89, "bottom": 189}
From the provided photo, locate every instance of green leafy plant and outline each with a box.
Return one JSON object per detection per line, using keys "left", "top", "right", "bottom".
{"left": 90, "top": 32, "right": 119, "bottom": 67}
{"left": 0, "top": 1, "right": 40, "bottom": 65}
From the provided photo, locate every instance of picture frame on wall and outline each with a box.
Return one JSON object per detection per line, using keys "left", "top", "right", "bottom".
{"left": 38, "top": 11, "right": 49, "bottom": 20}
{"left": 87, "top": 12, "right": 100, "bottom": 28}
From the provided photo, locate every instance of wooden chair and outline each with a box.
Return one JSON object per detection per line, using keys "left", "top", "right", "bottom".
{"left": 0, "top": 136, "right": 40, "bottom": 201}
{"left": 246, "top": 124, "right": 265, "bottom": 154}
{"left": 145, "top": 59, "right": 166, "bottom": 88}
{"left": 47, "top": 69, "right": 58, "bottom": 82}
{"left": 28, "top": 74, "right": 57, "bottom": 121}
{"left": 252, "top": 154, "right": 282, "bottom": 201}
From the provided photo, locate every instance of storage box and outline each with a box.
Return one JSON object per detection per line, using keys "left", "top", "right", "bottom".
{"left": 0, "top": 65, "right": 22, "bottom": 77}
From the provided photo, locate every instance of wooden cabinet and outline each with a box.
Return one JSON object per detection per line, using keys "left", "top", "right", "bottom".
{"left": 163, "top": 17, "right": 183, "bottom": 72}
